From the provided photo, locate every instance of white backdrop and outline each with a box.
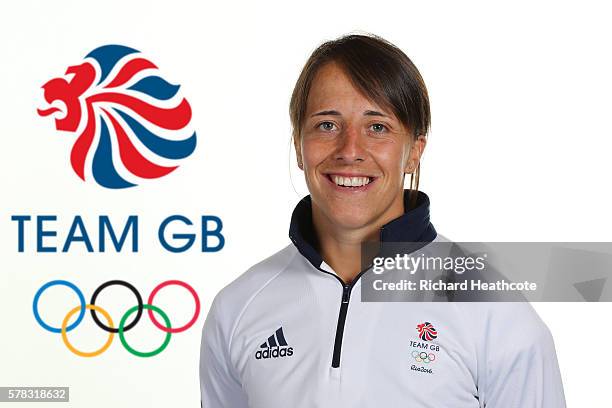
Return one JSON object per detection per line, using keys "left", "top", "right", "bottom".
{"left": 1, "top": 0, "right": 611, "bottom": 406}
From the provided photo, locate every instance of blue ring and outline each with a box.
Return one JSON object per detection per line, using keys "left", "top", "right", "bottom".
{"left": 33, "top": 280, "right": 86, "bottom": 333}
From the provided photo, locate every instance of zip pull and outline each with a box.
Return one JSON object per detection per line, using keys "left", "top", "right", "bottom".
{"left": 342, "top": 284, "right": 351, "bottom": 303}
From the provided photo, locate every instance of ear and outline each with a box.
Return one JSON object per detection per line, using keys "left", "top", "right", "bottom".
{"left": 404, "top": 135, "right": 427, "bottom": 173}
{"left": 293, "top": 135, "right": 304, "bottom": 170}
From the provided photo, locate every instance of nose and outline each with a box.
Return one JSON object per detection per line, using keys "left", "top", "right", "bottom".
{"left": 333, "top": 124, "right": 365, "bottom": 163}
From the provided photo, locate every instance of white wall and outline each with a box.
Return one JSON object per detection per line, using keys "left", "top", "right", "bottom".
{"left": 0, "top": 0, "right": 610, "bottom": 406}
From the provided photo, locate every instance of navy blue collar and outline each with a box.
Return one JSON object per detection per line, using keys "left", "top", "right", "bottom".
{"left": 288, "top": 190, "right": 437, "bottom": 270}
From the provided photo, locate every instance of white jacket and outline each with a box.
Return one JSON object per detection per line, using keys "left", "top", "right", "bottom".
{"left": 200, "top": 191, "right": 566, "bottom": 407}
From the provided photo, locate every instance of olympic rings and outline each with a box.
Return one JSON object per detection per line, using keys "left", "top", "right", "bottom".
{"left": 33, "top": 279, "right": 200, "bottom": 357}
{"left": 119, "top": 304, "right": 171, "bottom": 357}
{"left": 33, "top": 280, "right": 86, "bottom": 333}
{"left": 90, "top": 280, "right": 143, "bottom": 333}
{"left": 147, "top": 280, "right": 200, "bottom": 333}
{"left": 62, "top": 304, "right": 114, "bottom": 357}
{"left": 411, "top": 349, "right": 436, "bottom": 363}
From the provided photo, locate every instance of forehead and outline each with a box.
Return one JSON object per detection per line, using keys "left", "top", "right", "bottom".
{"left": 306, "top": 62, "right": 387, "bottom": 114}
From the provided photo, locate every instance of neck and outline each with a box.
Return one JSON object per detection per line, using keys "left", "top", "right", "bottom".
{"left": 311, "top": 198, "right": 404, "bottom": 284}
{"left": 288, "top": 190, "right": 437, "bottom": 286}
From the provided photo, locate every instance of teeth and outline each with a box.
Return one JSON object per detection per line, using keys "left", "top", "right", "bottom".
{"left": 331, "top": 175, "right": 371, "bottom": 187}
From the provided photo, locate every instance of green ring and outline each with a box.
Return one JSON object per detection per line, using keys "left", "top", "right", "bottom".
{"left": 118, "top": 304, "right": 171, "bottom": 357}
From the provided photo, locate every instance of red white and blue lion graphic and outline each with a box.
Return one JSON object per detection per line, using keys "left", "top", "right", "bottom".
{"left": 417, "top": 322, "right": 438, "bottom": 341}
{"left": 37, "top": 44, "right": 197, "bottom": 189}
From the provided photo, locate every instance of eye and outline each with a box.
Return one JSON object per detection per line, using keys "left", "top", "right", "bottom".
{"left": 317, "top": 121, "right": 337, "bottom": 132}
{"left": 370, "top": 123, "right": 388, "bottom": 133}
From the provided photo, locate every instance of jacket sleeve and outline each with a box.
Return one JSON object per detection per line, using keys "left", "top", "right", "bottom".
{"left": 481, "top": 304, "right": 566, "bottom": 407}
{"left": 199, "top": 295, "right": 249, "bottom": 408}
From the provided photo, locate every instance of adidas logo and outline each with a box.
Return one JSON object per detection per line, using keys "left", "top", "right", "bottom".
{"left": 255, "top": 327, "right": 294, "bottom": 360}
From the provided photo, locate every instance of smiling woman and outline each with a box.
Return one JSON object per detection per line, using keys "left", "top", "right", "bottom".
{"left": 290, "top": 34, "right": 429, "bottom": 208}
{"left": 200, "top": 33, "right": 566, "bottom": 408}
{"left": 289, "top": 37, "right": 431, "bottom": 282}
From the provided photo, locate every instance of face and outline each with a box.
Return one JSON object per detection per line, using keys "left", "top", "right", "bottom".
{"left": 295, "top": 62, "right": 426, "bottom": 233}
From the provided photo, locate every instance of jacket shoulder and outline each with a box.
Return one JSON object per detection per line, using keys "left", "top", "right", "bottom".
{"left": 208, "top": 244, "right": 298, "bottom": 329}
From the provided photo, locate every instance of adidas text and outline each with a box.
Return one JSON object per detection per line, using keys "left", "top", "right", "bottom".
{"left": 255, "top": 346, "right": 294, "bottom": 359}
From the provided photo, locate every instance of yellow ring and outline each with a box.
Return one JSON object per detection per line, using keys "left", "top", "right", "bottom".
{"left": 61, "top": 304, "right": 114, "bottom": 357}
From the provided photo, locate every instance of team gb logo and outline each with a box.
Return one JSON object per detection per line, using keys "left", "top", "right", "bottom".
{"left": 37, "top": 44, "right": 197, "bottom": 189}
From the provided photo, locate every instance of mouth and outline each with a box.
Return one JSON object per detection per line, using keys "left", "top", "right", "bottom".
{"left": 323, "top": 173, "right": 378, "bottom": 191}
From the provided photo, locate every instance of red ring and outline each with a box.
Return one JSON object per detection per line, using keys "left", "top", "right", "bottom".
{"left": 147, "top": 280, "right": 200, "bottom": 333}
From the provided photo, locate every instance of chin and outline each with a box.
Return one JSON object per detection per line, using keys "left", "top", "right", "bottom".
{"left": 326, "top": 207, "right": 376, "bottom": 230}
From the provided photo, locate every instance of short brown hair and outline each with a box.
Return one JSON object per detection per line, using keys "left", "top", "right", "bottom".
{"left": 289, "top": 33, "right": 431, "bottom": 207}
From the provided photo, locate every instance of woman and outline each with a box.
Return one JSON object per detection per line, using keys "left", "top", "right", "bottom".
{"left": 200, "top": 33, "right": 565, "bottom": 407}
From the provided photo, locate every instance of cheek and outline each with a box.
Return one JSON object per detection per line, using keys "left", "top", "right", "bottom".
{"left": 372, "top": 143, "right": 408, "bottom": 178}
{"left": 301, "top": 139, "right": 329, "bottom": 170}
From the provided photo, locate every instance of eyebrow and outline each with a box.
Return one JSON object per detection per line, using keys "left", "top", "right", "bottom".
{"left": 363, "top": 110, "right": 389, "bottom": 118}
{"left": 311, "top": 110, "right": 341, "bottom": 117}
{"left": 310, "top": 109, "right": 389, "bottom": 118}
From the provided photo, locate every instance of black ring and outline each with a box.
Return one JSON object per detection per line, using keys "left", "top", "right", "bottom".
{"left": 90, "top": 280, "right": 143, "bottom": 333}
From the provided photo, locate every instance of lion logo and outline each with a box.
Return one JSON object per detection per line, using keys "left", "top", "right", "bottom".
{"left": 37, "top": 45, "right": 197, "bottom": 189}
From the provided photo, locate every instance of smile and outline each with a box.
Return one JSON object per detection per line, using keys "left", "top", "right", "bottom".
{"left": 325, "top": 173, "right": 377, "bottom": 190}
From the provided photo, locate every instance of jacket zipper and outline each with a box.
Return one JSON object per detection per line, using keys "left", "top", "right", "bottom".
{"left": 331, "top": 283, "right": 351, "bottom": 368}
{"left": 328, "top": 266, "right": 373, "bottom": 368}
{"left": 288, "top": 235, "right": 378, "bottom": 368}
{"left": 291, "top": 226, "right": 432, "bottom": 368}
